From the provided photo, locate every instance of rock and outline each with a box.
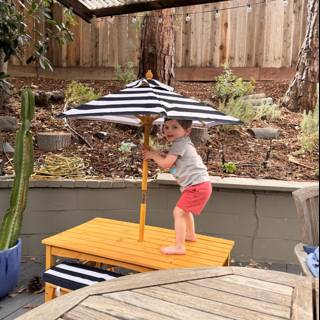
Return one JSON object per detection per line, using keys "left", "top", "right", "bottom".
{"left": 247, "top": 128, "right": 279, "bottom": 140}
{"left": 247, "top": 98, "right": 274, "bottom": 106}
{"left": 190, "top": 127, "right": 209, "bottom": 146}
{"left": 243, "top": 93, "right": 266, "bottom": 100}
{"left": 34, "top": 90, "right": 65, "bottom": 107}
{"left": 0, "top": 116, "right": 17, "bottom": 132}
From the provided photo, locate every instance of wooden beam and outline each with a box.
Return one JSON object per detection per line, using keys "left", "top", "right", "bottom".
{"left": 8, "top": 65, "right": 295, "bottom": 81}
{"left": 92, "top": 0, "right": 228, "bottom": 18}
{"left": 56, "top": 0, "right": 93, "bottom": 22}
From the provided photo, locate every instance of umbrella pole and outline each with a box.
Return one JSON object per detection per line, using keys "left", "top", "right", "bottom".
{"left": 139, "top": 116, "right": 152, "bottom": 242}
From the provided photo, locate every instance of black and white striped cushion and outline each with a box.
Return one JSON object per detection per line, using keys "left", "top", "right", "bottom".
{"left": 43, "top": 262, "right": 122, "bottom": 290}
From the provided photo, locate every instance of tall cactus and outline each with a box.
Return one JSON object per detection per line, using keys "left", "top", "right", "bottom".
{"left": 0, "top": 89, "right": 34, "bottom": 250}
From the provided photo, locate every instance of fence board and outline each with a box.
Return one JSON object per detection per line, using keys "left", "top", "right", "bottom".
{"left": 9, "top": 0, "right": 307, "bottom": 73}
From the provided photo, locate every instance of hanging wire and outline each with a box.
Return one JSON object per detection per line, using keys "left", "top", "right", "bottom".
{"left": 101, "top": 0, "right": 279, "bottom": 22}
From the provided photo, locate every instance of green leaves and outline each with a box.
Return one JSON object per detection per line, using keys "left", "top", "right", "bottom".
{"left": 213, "top": 64, "right": 255, "bottom": 105}
{"left": 0, "top": 0, "right": 74, "bottom": 71}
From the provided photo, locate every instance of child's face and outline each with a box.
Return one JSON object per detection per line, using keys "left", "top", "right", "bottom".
{"left": 163, "top": 120, "right": 190, "bottom": 142}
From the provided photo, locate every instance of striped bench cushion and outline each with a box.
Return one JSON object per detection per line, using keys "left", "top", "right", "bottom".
{"left": 43, "top": 262, "right": 122, "bottom": 290}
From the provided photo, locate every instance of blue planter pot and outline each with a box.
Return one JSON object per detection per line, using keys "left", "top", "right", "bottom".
{"left": 0, "top": 239, "right": 22, "bottom": 298}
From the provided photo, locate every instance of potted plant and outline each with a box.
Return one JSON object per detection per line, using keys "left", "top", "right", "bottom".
{"left": 0, "top": 89, "right": 34, "bottom": 298}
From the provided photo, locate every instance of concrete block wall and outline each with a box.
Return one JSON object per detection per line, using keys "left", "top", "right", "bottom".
{"left": 0, "top": 175, "right": 318, "bottom": 264}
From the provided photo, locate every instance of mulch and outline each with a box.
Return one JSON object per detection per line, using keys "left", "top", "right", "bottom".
{"left": 1, "top": 77, "right": 318, "bottom": 181}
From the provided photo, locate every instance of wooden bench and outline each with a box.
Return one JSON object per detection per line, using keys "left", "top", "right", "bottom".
{"left": 292, "top": 185, "right": 319, "bottom": 276}
{"left": 42, "top": 217, "right": 234, "bottom": 301}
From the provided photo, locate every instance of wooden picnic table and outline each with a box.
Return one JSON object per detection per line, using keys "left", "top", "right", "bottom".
{"left": 42, "top": 217, "right": 234, "bottom": 272}
{"left": 17, "top": 266, "right": 318, "bottom": 320}
{"left": 41, "top": 217, "right": 235, "bottom": 301}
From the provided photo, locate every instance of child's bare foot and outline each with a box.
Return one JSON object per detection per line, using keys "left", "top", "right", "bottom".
{"left": 185, "top": 234, "right": 197, "bottom": 242}
{"left": 160, "top": 245, "right": 186, "bottom": 255}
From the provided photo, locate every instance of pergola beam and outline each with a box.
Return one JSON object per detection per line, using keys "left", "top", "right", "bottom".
{"left": 56, "top": 0, "right": 93, "bottom": 22}
{"left": 93, "top": 0, "right": 226, "bottom": 17}
{"left": 56, "top": 0, "right": 227, "bottom": 21}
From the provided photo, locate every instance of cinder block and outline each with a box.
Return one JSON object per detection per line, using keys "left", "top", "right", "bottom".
{"left": 76, "top": 188, "right": 140, "bottom": 211}
{"left": 197, "top": 212, "right": 256, "bottom": 236}
{"left": 0, "top": 180, "right": 10, "bottom": 188}
{"left": 205, "top": 189, "right": 255, "bottom": 215}
{"left": 28, "top": 189, "right": 77, "bottom": 210}
{"left": 20, "top": 234, "right": 47, "bottom": 257}
{"left": 253, "top": 238, "right": 298, "bottom": 263}
{"left": 60, "top": 180, "right": 76, "bottom": 188}
{"left": 86, "top": 180, "right": 100, "bottom": 188}
{"left": 147, "top": 188, "right": 174, "bottom": 212}
{"left": 201, "top": 233, "right": 252, "bottom": 261}
{"left": 256, "top": 192, "right": 296, "bottom": 218}
{"left": 22, "top": 210, "right": 60, "bottom": 234}
{"left": 0, "top": 190, "right": 10, "bottom": 210}
{"left": 148, "top": 210, "right": 173, "bottom": 229}
{"left": 256, "top": 217, "right": 300, "bottom": 240}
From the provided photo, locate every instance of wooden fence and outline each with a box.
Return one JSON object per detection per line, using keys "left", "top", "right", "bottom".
{"left": 9, "top": 0, "right": 307, "bottom": 80}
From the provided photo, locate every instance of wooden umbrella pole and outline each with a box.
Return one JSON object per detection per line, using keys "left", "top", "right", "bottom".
{"left": 139, "top": 116, "right": 152, "bottom": 241}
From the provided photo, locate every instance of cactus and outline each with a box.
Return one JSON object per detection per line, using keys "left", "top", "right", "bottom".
{"left": 0, "top": 89, "right": 34, "bottom": 250}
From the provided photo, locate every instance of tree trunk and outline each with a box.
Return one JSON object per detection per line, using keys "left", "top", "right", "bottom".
{"left": 281, "top": 0, "right": 319, "bottom": 112}
{"left": 37, "top": 132, "right": 72, "bottom": 151}
{"left": 138, "top": 9, "right": 175, "bottom": 86}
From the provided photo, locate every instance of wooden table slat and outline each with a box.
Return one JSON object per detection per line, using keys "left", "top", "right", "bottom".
{"left": 134, "top": 286, "right": 285, "bottom": 320}
{"left": 65, "top": 224, "right": 233, "bottom": 253}
{"left": 91, "top": 218, "right": 234, "bottom": 245}
{"left": 48, "top": 238, "right": 226, "bottom": 269}
{"left": 191, "top": 278, "right": 292, "bottom": 307}
{"left": 220, "top": 275, "right": 293, "bottom": 296}
{"left": 64, "top": 304, "right": 118, "bottom": 320}
{"left": 291, "top": 285, "right": 313, "bottom": 320}
{"left": 163, "top": 282, "right": 291, "bottom": 318}
{"left": 82, "top": 218, "right": 235, "bottom": 247}
{"left": 52, "top": 232, "right": 229, "bottom": 263}
{"left": 104, "top": 291, "right": 230, "bottom": 320}
{"left": 79, "top": 295, "right": 174, "bottom": 320}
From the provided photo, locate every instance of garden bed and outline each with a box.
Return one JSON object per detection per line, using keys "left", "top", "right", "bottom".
{"left": 1, "top": 77, "right": 318, "bottom": 181}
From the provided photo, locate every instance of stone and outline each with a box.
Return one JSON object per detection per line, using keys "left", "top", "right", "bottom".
{"left": 0, "top": 116, "right": 17, "bottom": 132}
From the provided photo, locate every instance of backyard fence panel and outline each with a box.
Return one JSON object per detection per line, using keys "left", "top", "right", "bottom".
{"left": 9, "top": 0, "right": 308, "bottom": 71}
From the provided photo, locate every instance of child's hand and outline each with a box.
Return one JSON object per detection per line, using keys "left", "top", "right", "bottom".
{"left": 142, "top": 148, "right": 157, "bottom": 160}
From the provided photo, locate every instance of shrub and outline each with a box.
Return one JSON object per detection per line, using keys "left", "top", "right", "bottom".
{"left": 298, "top": 106, "right": 319, "bottom": 153}
{"left": 115, "top": 61, "right": 136, "bottom": 85}
{"left": 65, "top": 81, "right": 100, "bottom": 106}
{"left": 222, "top": 162, "right": 237, "bottom": 174}
{"left": 221, "top": 98, "right": 255, "bottom": 124}
{"left": 255, "top": 103, "right": 282, "bottom": 121}
{"left": 298, "top": 85, "right": 319, "bottom": 153}
{"left": 214, "top": 64, "right": 255, "bottom": 105}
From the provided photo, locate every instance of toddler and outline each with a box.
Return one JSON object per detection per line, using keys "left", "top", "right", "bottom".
{"left": 143, "top": 118, "right": 212, "bottom": 254}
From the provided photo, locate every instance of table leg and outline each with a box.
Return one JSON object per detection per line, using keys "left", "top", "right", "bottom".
{"left": 45, "top": 245, "right": 55, "bottom": 302}
{"left": 45, "top": 245, "right": 54, "bottom": 270}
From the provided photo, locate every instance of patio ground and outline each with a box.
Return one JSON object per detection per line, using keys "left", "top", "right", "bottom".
{"left": 0, "top": 257, "right": 301, "bottom": 320}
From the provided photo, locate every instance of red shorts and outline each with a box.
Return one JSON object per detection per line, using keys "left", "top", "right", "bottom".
{"left": 176, "top": 182, "right": 212, "bottom": 215}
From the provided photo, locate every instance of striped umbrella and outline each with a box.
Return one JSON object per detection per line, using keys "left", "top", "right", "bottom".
{"left": 60, "top": 72, "right": 242, "bottom": 241}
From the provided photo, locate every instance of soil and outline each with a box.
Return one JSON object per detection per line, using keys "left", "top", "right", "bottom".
{"left": 1, "top": 77, "right": 319, "bottom": 181}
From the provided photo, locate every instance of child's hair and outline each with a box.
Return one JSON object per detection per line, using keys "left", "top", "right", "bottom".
{"left": 164, "top": 118, "right": 192, "bottom": 130}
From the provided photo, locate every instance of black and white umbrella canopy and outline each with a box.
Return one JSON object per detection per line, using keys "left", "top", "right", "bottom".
{"left": 59, "top": 78, "right": 242, "bottom": 127}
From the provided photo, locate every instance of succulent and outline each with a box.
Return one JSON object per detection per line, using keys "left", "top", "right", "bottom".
{"left": 0, "top": 89, "right": 34, "bottom": 250}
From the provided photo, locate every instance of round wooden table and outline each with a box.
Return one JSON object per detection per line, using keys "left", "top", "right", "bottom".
{"left": 17, "top": 267, "right": 318, "bottom": 320}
